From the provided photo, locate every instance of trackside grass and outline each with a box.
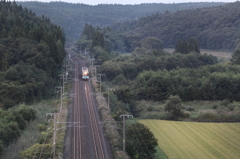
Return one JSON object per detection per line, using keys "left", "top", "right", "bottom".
{"left": 140, "top": 120, "right": 240, "bottom": 159}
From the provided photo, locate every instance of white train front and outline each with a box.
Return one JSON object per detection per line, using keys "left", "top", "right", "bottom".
{"left": 82, "top": 67, "right": 89, "bottom": 80}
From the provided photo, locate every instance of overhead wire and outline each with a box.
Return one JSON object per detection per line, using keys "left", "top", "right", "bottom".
{"left": 38, "top": 129, "right": 51, "bottom": 159}
{"left": 132, "top": 122, "right": 155, "bottom": 159}
{"left": 131, "top": 125, "right": 149, "bottom": 159}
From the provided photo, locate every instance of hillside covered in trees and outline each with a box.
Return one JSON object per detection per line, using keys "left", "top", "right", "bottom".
{"left": 17, "top": 1, "right": 224, "bottom": 40}
{"left": 0, "top": 1, "right": 66, "bottom": 108}
{"left": 0, "top": 1, "right": 65, "bottom": 156}
{"left": 112, "top": 2, "right": 240, "bottom": 51}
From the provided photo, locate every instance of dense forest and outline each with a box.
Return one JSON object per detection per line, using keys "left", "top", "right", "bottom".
{"left": 0, "top": 1, "right": 65, "bottom": 108}
{"left": 17, "top": 1, "right": 224, "bottom": 40}
{"left": 0, "top": 1, "right": 65, "bottom": 155}
{"left": 112, "top": 2, "right": 240, "bottom": 50}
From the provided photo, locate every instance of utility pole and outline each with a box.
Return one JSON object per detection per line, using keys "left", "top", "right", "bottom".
{"left": 46, "top": 113, "right": 83, "bottom": 159}
{"left": 120, "top": 114, "right": 133, "bottom": 152}
{"left": 107, "top": 89, "right": 110, "bottom": 107}
{"left": 46, "top": 113, "right": 59, "bottom": 158}
{"left": 94, "top": 65, "right": 99, "bottom": 79}
{"left": 55, "top": 86, "right": 63, "bottom": 109}
{"left": 90, "top": 54, "right": 95, "bottom": 67}
{"left": 59, "top": 74, "right": 65, "bottom": 96}
{"left": 107, "top": 88, "right": 115, "bottom": 107}
{"left": 98, "top": 74, "right": 104, "bottom": 94}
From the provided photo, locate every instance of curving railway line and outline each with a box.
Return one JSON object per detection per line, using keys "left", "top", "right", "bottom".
{"left": 64, "top": 53, "right": 111, "bottom": 159}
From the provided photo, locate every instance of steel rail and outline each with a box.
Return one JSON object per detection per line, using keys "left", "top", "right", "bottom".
{"left": 85, "top": 82, "right": 99, "bottom": 158}
{"left": 73, "top": 59, "right": 82, "bottom": 159}
{"left": 73, "top": 61, "right": 77, "bottom": 159}
{"left": 85, "top": 82, "right": 105, "bottom": 159}
{"left": 77, "top": 59, "right": 83, "bottom": 159}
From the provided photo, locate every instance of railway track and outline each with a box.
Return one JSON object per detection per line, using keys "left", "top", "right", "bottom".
{"left": 65, "top": 54, "right": 109, "bottom": 159}
{"left": 85, "top": 82, "right": 105, "bottom": 159}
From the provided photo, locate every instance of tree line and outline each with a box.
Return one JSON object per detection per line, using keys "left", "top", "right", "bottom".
{"left": 135, "top": 64, "right": 240, "bottom": 101}
{"left": 100, "top": 51, "right": 218, "bottom": 81}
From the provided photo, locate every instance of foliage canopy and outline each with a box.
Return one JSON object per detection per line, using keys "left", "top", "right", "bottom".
{"left": 0, "top": 1, "right": 65, "bottom": 108}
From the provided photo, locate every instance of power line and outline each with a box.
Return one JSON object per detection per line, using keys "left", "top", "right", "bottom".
{"left": 132, "top": 123, "right": 154, "bottom": 159}
{"left": 38, "top": 129, "right": 51, "bottom": 159}
{"left": 131, "top": 126, "right": 149, "bottom": 159}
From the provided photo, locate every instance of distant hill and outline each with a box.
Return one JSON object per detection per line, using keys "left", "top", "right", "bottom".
{"left": 17, "top": 2, "right": 225, "bottom": 40}
{"left": 111, "top": 2, "right": 240, "bottom": 50}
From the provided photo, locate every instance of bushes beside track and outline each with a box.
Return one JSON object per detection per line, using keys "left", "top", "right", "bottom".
{"left": 91, "top": 78, "right": 129, "bottom": 159}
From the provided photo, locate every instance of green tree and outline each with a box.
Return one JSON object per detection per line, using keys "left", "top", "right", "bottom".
{"left": 174, "top": 40, "right": 188, "bottom": 54}
{"left": 0, "top": 140, "right": 3, "bottom": 156}
{"left": 141, "top": 37, "right": 163, "bottom": 50}
{"left": 120, "top": 62, "right": 138, "bottom": 80}
{"left": 0, "top": 121, "right": 20, "bottom": 145}
{"left": 77, "top": 23, "right": 94, "bottom": 51}
{"left": 115, "top": 85, "right": 135, "bottom": 103}
{"left": 175, "top": 38, "right": 200, "bottom": 54}
{"left": 18, "top": 104, "right": 37, "bottom": 122}
{"left": 91, "top": 31, "right": 105, "bottom": 51}
{"left": 164, "top": 95, "right": 182, "bottom": 116}
{"left": 188, "top": 38, "right": 200, "bottom": 53}
{"left": 133, "top": 47, "right": 147, "bottom": 56}
{"left": 100, "top": 61, "right": 123, "bottom": 80}
{"left": 81, "top": 23, "right": 94, "bottom": 40}
{"left": 126, "top": 122, "right": 158, "bottom": 159}
{"left": 19, "top": 143, "right": 52, "bottom": 159}
{"left": 95, "top": 49, "right": 109, "bottom": 65}
{"left": 231, "top": 49, "right": 240, "bottom": 64}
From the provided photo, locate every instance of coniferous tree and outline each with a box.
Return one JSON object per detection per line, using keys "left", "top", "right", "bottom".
{"left": 188, "top": 38, "right": 200, "bottom": 53}
{"left": 175, "top": 38, "right": 200, "bottom": 54}
{"left": 175, "top": 39, "right": 188, "bottom": 54}
{"left": 91, "top": 31, "right": 105, "bottom": 50}
{"left": 231, "top": 49, "right": 240, "bottom": 64}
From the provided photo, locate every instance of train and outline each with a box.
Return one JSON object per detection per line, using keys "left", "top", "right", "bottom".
{"left": 82, "top": 67, "right": 89, "bottom": 80}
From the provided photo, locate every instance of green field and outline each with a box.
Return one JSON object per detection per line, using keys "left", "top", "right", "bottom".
{"left": 140, "top": 120, "right": 240, "bottom": 159}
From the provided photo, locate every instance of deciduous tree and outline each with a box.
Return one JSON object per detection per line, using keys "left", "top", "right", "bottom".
{"left": 126, "top": 122, "right": 158, "bottom": 159}
{"left": 164, "top": 95, "right": 182, "bottom": 116}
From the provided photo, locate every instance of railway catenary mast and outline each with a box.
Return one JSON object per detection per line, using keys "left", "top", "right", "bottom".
{"left": 82, "top": 67, "right": 89, "bottom": 80}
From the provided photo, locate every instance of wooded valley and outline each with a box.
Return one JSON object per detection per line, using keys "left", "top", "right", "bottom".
{"left": 1, "top": 1, "right": 240, "bottom": 158}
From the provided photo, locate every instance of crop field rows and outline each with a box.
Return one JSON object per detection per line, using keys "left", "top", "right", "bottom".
{"left": 140, "top": 120, "right": 240, "bottom": 159}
